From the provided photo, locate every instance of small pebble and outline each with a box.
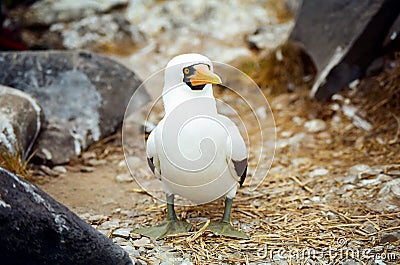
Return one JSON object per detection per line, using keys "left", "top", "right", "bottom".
{"left": 98, "top": 229, "right": 109, "bottom": 236}
{"left": 98, "top": 219, "right": 120, "bottom": 229}
{"left": 39, "top": 165, "right": 60, "bottom": 177}
{"left": 88, "top": 214, "right": 108, "bottom": 222}
{"left": 360, "top": 178, "right": 381, "bottom": 186}
{"left": 304, "top": 119, "right": 326, "bottom": 133}
{"left": 112, "top": 237, "right": 130, "bottom": 245}
{"left": 348, "top": 164, "right": 371, "bottom": 176}
{"left": 363, "top": 223, "right": 378, "bottom": 233}
{"left": 380, "top": 231, "right": 400, "bottom": 244}
{"left": 53, "top": 166, "right": 67, "bottom": 174}
{"left": 280, "top": 131, "right": 293, "bottom": 138}
{"left": 309, "top": 168, "right": 329, "bottom": 177}
{"left": 133, "top": 237, "right": 151, "bottom": 247}
{"left": 292, "top": 116, "right": 305, "bottom": 125}
{"left": 112, "top": 227, "right": 132, "bottom": 238}
{"left": 86, "top": 158, "right": 107, "bottom": 166}
{"left": 80, "top": 166, "right": 95, "bottom": 173}
{"left": 122, "top": 245, "right": 140, "bottom": 257}
{"left": 292, "top": 157, "right": 311, "bottom": 168}
{"left": 116, "top": 174, "right": 133, "bottom": 183}
{"left": 138, "top": 246, "right": 146, "bottom": 255}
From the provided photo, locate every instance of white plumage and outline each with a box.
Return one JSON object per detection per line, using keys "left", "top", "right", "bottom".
{"left": 146, "top": 53, "right": 247, "bottom": 204}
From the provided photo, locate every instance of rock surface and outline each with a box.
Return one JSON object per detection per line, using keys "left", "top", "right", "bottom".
{"left": 0, "top": 166, "right": 132, "bottom": 265}
{"left": 49, "top": 13, "right": 145, "bottom": 50}
{"left": 290, "top": 0, "right": 400, "bottom": 100}
{"left": 0, "top": 51, "right": 148, "bottom": 165}
{"left": 17, "top": 0, "right": 129, "bottom": 26}
{"left": 122, "top": 0, "right": 286, "bottom": 78}
{"left": 369, "top": 178, "right": 400, "bottom": 212}
{"left": 0, "top": 85, "right": 42, "bottom": 158}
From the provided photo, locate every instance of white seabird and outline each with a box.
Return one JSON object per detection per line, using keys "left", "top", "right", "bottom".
{"left": 136, "top": 53, "right": 248, "bottom": 239}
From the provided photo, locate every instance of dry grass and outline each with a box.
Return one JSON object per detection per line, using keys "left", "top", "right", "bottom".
{"left": 240, "top": 41, "right": 316, "bottom": 95}
{"left": 132, "top": 171, "right": 399, "bottom": 263}
{"left": 352, "top": 54, "right": 400, "bottom": 148}
{"left": 0, "top": 148, "right": 32, "bottom": 179}
{"left": 266, "top": 0, "right": 296, "bottom": 23}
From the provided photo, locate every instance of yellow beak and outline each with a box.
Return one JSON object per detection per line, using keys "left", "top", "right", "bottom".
{"left": 189, "top": 64, "right": 222, "bottom": 86}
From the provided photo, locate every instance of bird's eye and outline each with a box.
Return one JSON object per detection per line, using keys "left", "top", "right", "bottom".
{"left": 183, "top": 67, "right": 190, "bottom": 74}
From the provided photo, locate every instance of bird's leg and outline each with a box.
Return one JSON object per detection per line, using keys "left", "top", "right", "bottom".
{"left": 134, "top": 194, "right": 192, "bottom": 240}
{"left": 207, "top": 197, "right": 249, "bottom": 239}
{"left": 166, "top": 193, "right": 178, "bottom": 221}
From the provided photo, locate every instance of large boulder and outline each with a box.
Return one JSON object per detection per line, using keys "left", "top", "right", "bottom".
{"left": 290, "top": 0, "right": 400, "bottom": 101}
{"left": 0, "top": 85, "right": 42, "bottom": 159}
{"left": 0, "top": 166, "right": 132, "bottom": 265}
{"left": 0, "top": 51, "right": 148, "bottom": 165}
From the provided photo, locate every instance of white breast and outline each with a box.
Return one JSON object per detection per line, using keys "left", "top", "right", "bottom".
{"left": 154, "top": 114, "right": 237, "bottom": 204}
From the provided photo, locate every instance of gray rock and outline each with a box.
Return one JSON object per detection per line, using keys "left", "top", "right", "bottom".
{"left": 49, "top": 13, "right": 146, "bottom": 50}
{"left": 112, "top": 227, "right": 133, "bottom": 238}
{"left": 380, "top": 231, "right": 400, "bottom": 244}
{"left": 18, "top": 0, "right": 129, "bottom": 26}
{"left": 363, "top": 223, "right": 378, "bottom": 234}
{"left": 0, "top": 85, "right": 42, "bottom": 159}
{"left": 0, "top": 51, "right": 149, "bottom": 165}
{"left": 348, "top": 164, "right": 371, "bottom": 177}
{"left": 85, "top": 159, "right": 107, "bottom": 166}
{"left": 247, "top": 23, "right": 294, "bottom": 51}
{"left": 368, "top": 178, "right": 400, "bottom": 212}
{"left": 121, "top": 245, "right": 140, "bottom": 257}
{"left": 53, "top": 166, "right": 67, "bottom": 174}
{"left": 290, "top": 0, "right": 400, "bottom": 101}
{"left": 98, "top": 219, "right": 121, "bottom": 230}
{"left": 0, "top": 166, "right": 132, "bottom": 265}
{"left": 132, "top": 237, "right": 151, "bottom": 248}
{"left": 39, "top": 165, "right": 61, "bottom": 177}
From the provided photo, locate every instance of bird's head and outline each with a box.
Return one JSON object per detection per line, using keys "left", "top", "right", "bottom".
{"left": 162, "top": 53, "right": 222, "bottom": 113}
{"left": 164, "top": 53, "right": 222, "bottom": 91}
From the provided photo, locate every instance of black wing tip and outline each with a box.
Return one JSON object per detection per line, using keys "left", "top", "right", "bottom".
{"left": 233, "top": 158, "right": 248, "bottom": 187}
{"left": 147, "top": 157, "right": 155, "bottom": 174}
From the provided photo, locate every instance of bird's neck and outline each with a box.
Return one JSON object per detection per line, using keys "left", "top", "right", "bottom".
{"left": 162, "top": 84, "right": 217, "bottom": 115}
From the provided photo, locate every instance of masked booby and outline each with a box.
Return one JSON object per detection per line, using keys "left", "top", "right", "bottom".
{"left": 136, "top": 53, "right": 248, "bottom": 239}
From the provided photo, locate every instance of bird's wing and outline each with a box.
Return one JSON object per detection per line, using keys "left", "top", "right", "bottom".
{"left": 219, "top": 115, "right": 248, "bottom": 187}
{"left": 146, "top": 128, "right": 161, "bottom": 180}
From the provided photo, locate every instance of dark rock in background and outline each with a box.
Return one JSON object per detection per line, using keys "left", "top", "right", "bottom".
{"left": 383, "top": 14, "right": 400, "bottom": 54}
{"left": 0, "top": 85, "right": 42, "bottom": 159}
{"left": 290, "top": 0, "right": 400, "bottom": 101}
{"left": 0, "top": 51, "right": 148, "bottom": 165}
{"left": 0, "top": 166, "right": 132, "bottom": 265}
